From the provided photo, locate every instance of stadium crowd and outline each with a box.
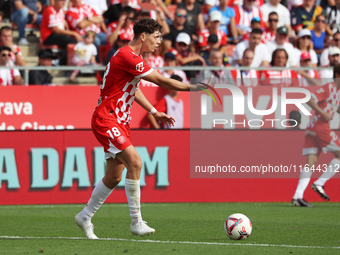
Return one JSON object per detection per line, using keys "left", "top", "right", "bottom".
{"left": 0, "top": 0, "right": 338, "bottom": 86}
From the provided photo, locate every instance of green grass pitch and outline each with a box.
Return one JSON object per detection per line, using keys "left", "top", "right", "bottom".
{"left": 0, "top": 203, "right": 339, "bottom": 255}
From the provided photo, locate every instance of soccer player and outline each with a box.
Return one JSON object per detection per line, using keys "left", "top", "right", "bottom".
{"left": 292, "top": 64, "right": 340, "bottom": 207}
{"left": 74, "top": 18, "right": 210, "bottom": 239}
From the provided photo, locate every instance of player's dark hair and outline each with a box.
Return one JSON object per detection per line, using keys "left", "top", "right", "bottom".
{"left": 270, "top": 48, "right": 288, "bottom": 66}
{"left": 250, "top": 28, "right": 263, "bottom": 35}
{"left": 133, "top": 18, "right": 162, "bottom": 39}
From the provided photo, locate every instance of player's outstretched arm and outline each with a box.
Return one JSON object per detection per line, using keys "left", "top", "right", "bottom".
{"left": 143, "top": 70, "right": 209, "bottom": 91}
{"left": 135, "top": 88, "right": 175, "bottom": 127}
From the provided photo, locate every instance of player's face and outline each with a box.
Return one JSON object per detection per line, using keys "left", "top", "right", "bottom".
{"left": 145, "top": 31, "right": 162, "bottom": 52}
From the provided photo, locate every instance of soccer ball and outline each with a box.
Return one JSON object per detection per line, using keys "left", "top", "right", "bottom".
{"left": 224, "top": 213, "right": 252, "bottom": 240}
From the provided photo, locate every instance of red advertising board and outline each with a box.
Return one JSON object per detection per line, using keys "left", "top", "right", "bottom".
{"left": 1, "top": 85, "right": 335, "bottom": 130}
{"left": 0, "top": 130, "right": 339, "bottom": 205}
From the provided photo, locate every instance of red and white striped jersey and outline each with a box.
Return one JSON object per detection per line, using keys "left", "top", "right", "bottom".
{"left": 260, "top": 69, "right": 298, "bottom": 86}
{"left": 106, "top": 21, "right": 134, "bottom": 40}
{"left": 241, "top": 29, "right": 275, "bottom": 44}
{"left": 297, "top": 70, "right": 319, "bottom": 87}
{"left": 8, "top": 45, "right": 23, "bottom": 66}
{"left": 234, "top": 5, "right": 265, "bottom": 33}
{"left": 66, "top": 4, "right": 101, "bottom": 35}
{"left": 230, "top": 69, "right": 260, "bottom": 86}
{"left": 197, "top": 28, "right": 227, "bottom": 49}
{"left": 41, "top": 6, "right": 65, "bottom": 42}
{"left": 0, "top": 68, "right": 20, "bottom": 86}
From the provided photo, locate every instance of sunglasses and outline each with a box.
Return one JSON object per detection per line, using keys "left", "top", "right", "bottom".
{"left": 334, "top": 38, "right": 340, "bottom": 42}
{"left": 1, "top": 53, "right": 10, "bottom": 57}
{"left": 126, "top": 17, "right": 134, "bottom": 20}
{"left": 178, "top": 42, "right": 188, "bottom": 47}
{"left": 176, "top": 13, "right": 187, "bottom": 18}
{"left": 316, "top": 19, "right": 326, "bottom": 23}
{"left": 301, "top": 36, "right": 311, "bottom": 40}
{"left": 269, "top": 19, "right": 278, "bottom": 22}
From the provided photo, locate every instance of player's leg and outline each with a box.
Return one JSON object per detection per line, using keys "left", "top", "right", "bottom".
{"left": 292, "top": 153, "right": 317, "bottom": 207}
{"left": 116, "top": 145, "right": 156, "bottom": 236}
{"left": 75, "top": 158, "right": 125, "bottom": 239}
{"left": 312, "top": 150, "right": 340, "bottom": 200}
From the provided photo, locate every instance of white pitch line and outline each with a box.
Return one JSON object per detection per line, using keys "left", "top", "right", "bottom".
{"left": 0, "top": 236, "right": 339, "bottom": 250}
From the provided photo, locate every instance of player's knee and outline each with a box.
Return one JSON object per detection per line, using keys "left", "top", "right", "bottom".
{"left": 129, "top": 157, "right": 143, "bottom": 171}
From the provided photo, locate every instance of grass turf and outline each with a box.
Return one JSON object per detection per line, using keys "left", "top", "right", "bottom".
{"left": 0, "top": 203, "right": 339, "bottom": 255}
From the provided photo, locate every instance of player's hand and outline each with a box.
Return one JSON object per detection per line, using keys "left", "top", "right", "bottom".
{"left": 191, "top": 75, "right": 214, "bottom": 91}
{"left": 152, "top": 112, "right": 175, "bottom": 128}
{"left": 322, "top": 112, "right": 333, "bottom": 121}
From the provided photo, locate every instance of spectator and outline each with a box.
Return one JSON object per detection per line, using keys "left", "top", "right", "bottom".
{"left": 319, "top": 46, "right": 340, "bottom": 81}
{"left": 66, "top": 0, "right": 107, "bottom": 47}
{"left": 29, "top": 49, "right": 55, "bottom": 85}
{"left": 162, "top": 7, "right": 192, "bottom": 54}
{"left": 106, "top": 7, "right": 135, "bottom": 49}
{"left": 40, "top": 0, "right": 82, "bottom": 65}
{"left": 82, "top": 0, "right": 107, "bottom": 15}
{"left": 103, "top": 0, "right": 132, "bottom": 25}
{"left": 233, "top": 28, "right": 270, "bottom": 67}
{"left": 69, "top": 30, "right": 98, "bottom": 82}
{"left": 233, "top": 0, "right": 265, "bottom": 36}
{"left": 104, "top": 33, "right": 131, "bottom": 65}
{"left": 266, "top": 26, "right": 298, "bottom": 67}
{"left": 209, "top": 0, "right": 238, "bottom": 43}
{"left": 260, "top": 0, "right": 292, "bottom": 34}
{"left": 10, "top": 0, "right": 42, "bottom": 45}
{"left": 325, "top": 0, "right": 340, "bottom": 34}
{"left": 0, "top": 46, "right": 24, "bottom": 86}
{"left": 162, "top": 52, "right": 189, "bottom": 83}
{"left": 296, "top": 52, "right": 321, "bottom": 86}
{"left": 320, "top": 32, "right": 340, "bottom": 66}
{"left": 178, "top": 0, "right": 205, "bottom": 38}
{"left": 198, "top": 49, "right": 234, "bottom": 84}
{"left": 291, "top": 0, "right": 323, "bottom": 33}
{"left": 148, "top": 74, "right": 184, "bottom": 129}
{"left": 169, "top": 32, "right": 206, "bottom": 79}
{"left": 294, "top": 29, "right": 318, "bottom": 67}
{"left": 0, "top": 26, "right": 25, "bottom": 67}
{"left": 230, "top": 48, "right": 260, "bottom": 86}
{"left": 200, "top": 34, "right": 229, "bottom": 65}
{"left": 261, "top": 12, "right": 278, "bottom": 44}
{"left": 311, "top": 14, "right": 328, "bottom": 58}
{"left": 260, "top": 48, "right": 298, "bottom": 86}
{"left": 198, "top": 11, "right": 227, "bottom": 53}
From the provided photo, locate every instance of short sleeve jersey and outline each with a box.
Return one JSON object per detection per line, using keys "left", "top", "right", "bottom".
{"left": 66, "top": 4, "right": 101, "bottom": 35}
{"left": 291, "top": 5, "right": 323, "bottom": 30}
{"left": 197, "top": 28, "right": 227, "bottom": 48}
{"left": 93, "top": 45, "right": 153, "bottom": 125}
{"left": 41, "top": 6, "right": 65, "bottom": 42}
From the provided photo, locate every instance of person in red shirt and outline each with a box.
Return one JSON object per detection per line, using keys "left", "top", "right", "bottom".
{"left": 74, "top": 18, "right": 210, "bottom": 239}
{"left": 148, "top": 74, "right": 184, "bottom": 129}
{"left": 292, "top": 64, "right": 340, "bottom": 207}
{"left": 41, "top": 0, "right": 82, "bottom": 48}
{"left": 66, "top": 0, "right": 107, "bottom": 47}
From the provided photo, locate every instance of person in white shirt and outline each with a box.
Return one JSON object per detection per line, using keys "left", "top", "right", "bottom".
{"left": 69, "top": 30, "right": 98, "bottom": 82}
{"left": 260, "top": 0, "right": 292, "bottom": 34}
{"left": 266, "top": 26, "right": 298, "bottom": 67}
{"left": 320, "top": 32, "right": 340, "bottom": 67}
{"left": 233, "top": 28, "right": 270, "bottom": 67}
{"left": 293, "top": 29, "right": 318, "bottom": 67}
{"left": 319, "top": 47, "right": 340, "bottom": 84}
